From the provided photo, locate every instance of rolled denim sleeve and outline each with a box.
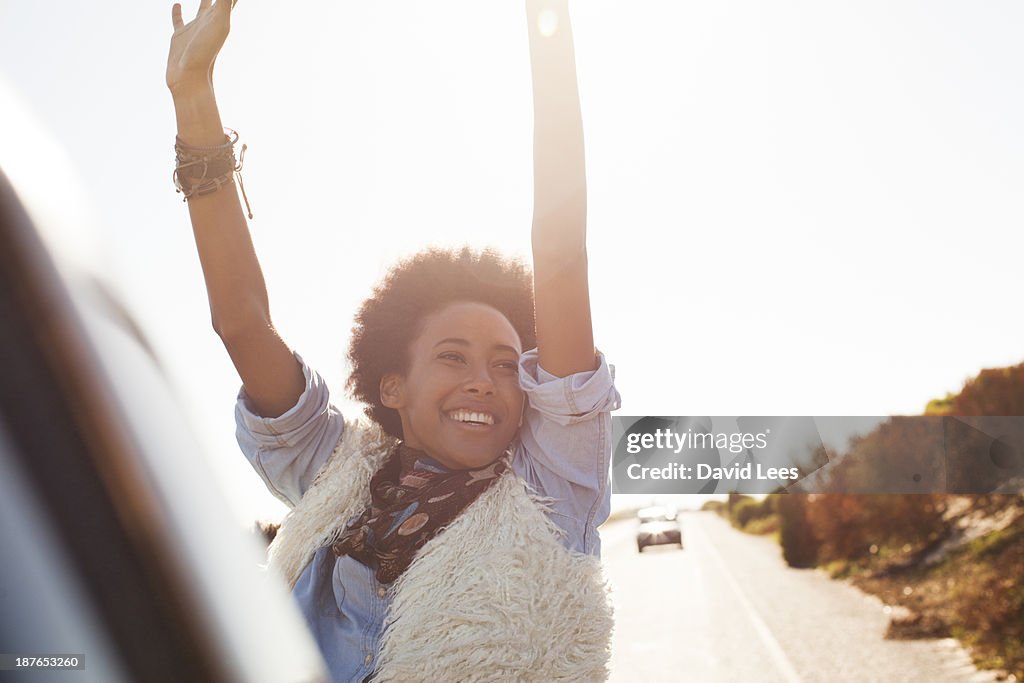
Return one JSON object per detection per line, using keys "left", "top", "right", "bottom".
{"left": 234, "top": 352, "right": 345, "bottom": 508}
{"left": 514, "top": 349, "right": 621, "bottom": 555}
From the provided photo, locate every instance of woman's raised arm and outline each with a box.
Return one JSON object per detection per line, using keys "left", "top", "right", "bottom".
{"left": 167, "top": 0, "right": 304, "bottom": 417}
{"left": 525, "top": 0, "right": 598, "bottom": 378}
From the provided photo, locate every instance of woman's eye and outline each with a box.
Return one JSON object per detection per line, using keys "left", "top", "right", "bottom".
{"left": 439, "top": 352, "right": 464, "bottom": 362}
{"left": 496, "top": 360, "right": 518, "bottom": 370}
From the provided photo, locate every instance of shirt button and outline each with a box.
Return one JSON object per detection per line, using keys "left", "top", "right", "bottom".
{"left": 364, "top": 654, "right": 373, "bottom": 665}
{"left": 377, "top": 587, "right": 386, "bottom": 597}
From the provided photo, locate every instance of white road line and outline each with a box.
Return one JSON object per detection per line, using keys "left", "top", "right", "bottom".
{"left": 693, "top": 518, "right": 803, "bottom": 683}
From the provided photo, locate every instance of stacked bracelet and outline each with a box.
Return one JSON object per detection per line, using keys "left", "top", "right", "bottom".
{"left": 173, "top": 128, "right": 253, "bottom": 219}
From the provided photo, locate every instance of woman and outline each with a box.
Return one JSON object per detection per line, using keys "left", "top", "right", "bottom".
{"left": 167, "top": 1, "right": 620, "bottom": 681}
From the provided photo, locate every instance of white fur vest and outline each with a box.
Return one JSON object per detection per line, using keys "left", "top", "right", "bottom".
{"left": 267, "top": 419, "right": 613, "bottom": 683}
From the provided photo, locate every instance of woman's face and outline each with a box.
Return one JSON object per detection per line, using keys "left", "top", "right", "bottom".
{"left": 381, "top": 301, "right": 525, "bottom": 470}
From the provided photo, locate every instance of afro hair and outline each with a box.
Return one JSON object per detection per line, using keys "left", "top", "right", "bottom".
{"left": 346, "top": 247, "right": 536, "bottom": 439}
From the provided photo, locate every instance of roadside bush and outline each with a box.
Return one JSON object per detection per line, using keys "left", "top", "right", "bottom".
{"left": 732, "top": 496, "right": 775, "bottom": 530}
{"left": 744, "top": 514, "right": 780, "bottom": 536}
{"left": 701, "top": 500, "right": 726, "bottom": 514}
{"left": 731, "top": 498, "right": 760, "bottom": 528}
{"left": 777, "top": 494, "right": 818, "bottom": 568}
{"left": 805, "top": 494, "right": 947, "bottom": 564}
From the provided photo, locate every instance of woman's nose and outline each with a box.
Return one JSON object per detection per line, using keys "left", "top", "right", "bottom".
{"left": 463, "top": 365, "right": 496, "bottom": 394}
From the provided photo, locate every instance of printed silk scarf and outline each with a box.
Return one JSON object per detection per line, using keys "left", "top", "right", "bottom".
{"left": 331, "top": 443, "right": 508, "bottom": 584}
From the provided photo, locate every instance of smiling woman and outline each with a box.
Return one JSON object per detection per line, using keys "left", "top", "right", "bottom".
{"left": 378, "top": 300, "right": 526, "bottom": 470}
{"left": 165, "top": 0, "right": 620, "bottom": 681}
{"left": 345, "top": 248, "right": 536, "bottom": 451}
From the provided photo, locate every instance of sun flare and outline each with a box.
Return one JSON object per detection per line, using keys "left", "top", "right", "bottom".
{"left": 537, "top": 9, "right": 558, "bottom": 37}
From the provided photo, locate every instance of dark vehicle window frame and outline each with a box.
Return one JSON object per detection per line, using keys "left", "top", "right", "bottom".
{"left": 0, "top": 168, "right": 231, "bottom": 682}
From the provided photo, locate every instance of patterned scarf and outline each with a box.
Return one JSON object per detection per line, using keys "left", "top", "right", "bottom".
{"left": 331, "top": 443, "right": 508, "bottom": 584}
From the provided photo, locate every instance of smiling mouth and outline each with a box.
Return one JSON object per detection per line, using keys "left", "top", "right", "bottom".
{"left": 445, "top": 409, "right": 496, "bottom": 427}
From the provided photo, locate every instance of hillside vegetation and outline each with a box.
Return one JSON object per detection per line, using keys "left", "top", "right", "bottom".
{"left": 708, "top": 360, "right": 1024, "bottom": 678}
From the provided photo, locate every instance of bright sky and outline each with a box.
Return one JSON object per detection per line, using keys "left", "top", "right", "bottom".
{"left": 2, "top": 1, "right": 1022, "bottom": 524}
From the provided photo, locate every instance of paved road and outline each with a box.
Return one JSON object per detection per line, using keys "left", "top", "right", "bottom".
{"left": 600, "top": 512, "right": 996, "bottom": 683}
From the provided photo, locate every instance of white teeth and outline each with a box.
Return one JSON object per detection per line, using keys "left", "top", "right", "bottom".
{"left": 448, "top": 410, "right": 494, "bottom": 426}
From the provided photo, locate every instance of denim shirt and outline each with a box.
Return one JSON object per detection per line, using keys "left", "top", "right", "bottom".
{"left": 235, "top": 348, "right": 620, "bottom": 683}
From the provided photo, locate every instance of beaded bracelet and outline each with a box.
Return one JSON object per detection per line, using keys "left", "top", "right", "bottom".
{"left": 173, "top": 128, "right": 253, "bottom": 219}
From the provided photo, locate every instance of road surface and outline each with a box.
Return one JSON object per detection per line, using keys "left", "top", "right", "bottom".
{"left": 600, "top": 511, "right": 996, "bottom": 682}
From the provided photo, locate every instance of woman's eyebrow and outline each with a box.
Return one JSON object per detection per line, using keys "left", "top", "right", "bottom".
{"left": 433, "top": 337, "right": 470, "bottom": 348}
{"left": 433, "top": 338, "right": 520, "bottom": 355}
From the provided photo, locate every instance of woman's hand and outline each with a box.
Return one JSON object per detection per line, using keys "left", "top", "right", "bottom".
{"left": 166, "top": 0, "right": 234, "bottom": 96}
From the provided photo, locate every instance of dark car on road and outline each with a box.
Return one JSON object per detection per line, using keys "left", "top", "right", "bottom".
{"left": 636, "top": 505, "right": 683, "bottom": 552}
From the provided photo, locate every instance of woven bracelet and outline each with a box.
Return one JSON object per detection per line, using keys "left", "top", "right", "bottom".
{"left": 173, "top": 128, "right": 253, "bottom": 219}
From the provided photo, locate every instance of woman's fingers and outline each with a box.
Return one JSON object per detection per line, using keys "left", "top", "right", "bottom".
{"left": 199, "top": 0, "right": 214, "bottom": 11}
{"left": 171, "top": 3, "right": 184, "bottom": 30}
